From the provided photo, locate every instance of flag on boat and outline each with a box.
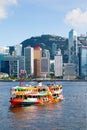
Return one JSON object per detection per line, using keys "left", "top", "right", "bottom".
{"left": 20, "top": 69, "right": 26, "bottom": 74}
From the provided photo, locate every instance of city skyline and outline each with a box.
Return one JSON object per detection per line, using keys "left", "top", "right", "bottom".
{"left": 0, "top": 0, "right": 87, "bottom": 46}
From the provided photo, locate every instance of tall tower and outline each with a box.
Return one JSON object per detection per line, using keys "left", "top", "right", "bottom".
{"left": 79, "top": 33, "right": 87, "bottom": 78}
{"left": 34, "top": 46, "right": 42, "bottom": 77}
{"left": 79, "top": 46, "right": 87, "bottom": 78}
{"left": 24, "top": 46, "right": 34, "bottom": 76}
{"left": 54, "top": 48, "right": 63, "bottom": 77}
{"left": 68, "top": 29, "right": 78, "bottom": 63}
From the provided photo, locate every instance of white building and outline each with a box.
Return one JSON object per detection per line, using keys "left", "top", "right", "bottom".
{"left": 14, "top": 44, "right": 22, "bottom": 56}
{"left": 0, "top": 47, "right": 9, "bottom": 55}
{"left": 54, "top": 48, "right": 63, "bottom": 77}
{"left": 24, "top": 46, "right": 34, "bottom": 76}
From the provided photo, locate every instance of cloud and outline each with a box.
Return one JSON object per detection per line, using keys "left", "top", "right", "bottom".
{"left": 0, "top": 0, "right": 17, "bottom": 19}
{"left": 65, "top": 8, "right": 87, "bottom": 29}
{"left": 0, "top": 7, "right": 7, "bottom": 19}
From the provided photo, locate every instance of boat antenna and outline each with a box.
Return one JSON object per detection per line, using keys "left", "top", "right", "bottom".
{"left": 19, "top": 69, "right": 26, "bottom": 86}
{"left": 20, "top": 71, "right": 22, "bottom": 86}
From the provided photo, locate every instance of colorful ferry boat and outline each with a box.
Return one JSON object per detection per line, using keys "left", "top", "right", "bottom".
{"left": 10, "top": 82, "right": 63, "bottom": 107}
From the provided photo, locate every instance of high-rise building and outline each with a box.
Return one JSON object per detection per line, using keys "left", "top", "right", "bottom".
{"left": 34, "top": 46, "right": 42, "bottom": 77}
{"left": 1, "top": 56, "right": 25, "bottom": 77}
{"left": 68, "top": 29, "right": 78, "bottom": 63}
{"left": 79, "top": 45, "right": 87, "bottom": 78}
{"left": 24, "top": 46, "right": 34, "bottom": 76}
{"left": 14, "top": 44, "right": 22, "bottom": 56}
{"left": 41, "top": 57, "right": 50, "bottom": 77}
{"left": 68, "top": 29, "right": 80, "bottom": 77}
{"left": 63, "top": 63, "right": 76, "bottom": 80}
{"left": 54, "top": 48, "right": 63, "bottom": 77}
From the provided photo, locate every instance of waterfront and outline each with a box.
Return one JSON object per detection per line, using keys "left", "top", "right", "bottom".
{"left": 0, "top": 81, "right": 87, "bottom": 130}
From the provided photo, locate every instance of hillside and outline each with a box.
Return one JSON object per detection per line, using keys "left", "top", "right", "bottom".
{"left": 21, "top": 34, "right": 68, "bottom": 63}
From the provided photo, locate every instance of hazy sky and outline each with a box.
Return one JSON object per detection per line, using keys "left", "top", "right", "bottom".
{"left": 0, "top": 0, "right": 87, "bottom": 46}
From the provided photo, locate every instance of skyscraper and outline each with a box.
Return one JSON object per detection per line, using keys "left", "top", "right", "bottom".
{"left": 68, "top": 29, "right": 78, "bottom": 63}
{"left": 63, "top": 63, "right": 76, "bottom": 80}
{"left": 41, "top": 57, "right": 50, "bottom": 77}
{"left": 1, "top": 56, "right": 25, "bottom": 77}
{"left": 54, "top": 48, "right": 63, "bottom": 77}
{"left": 24, "top": 46, "right": 34, "bottom": 76}
{"left": 34, "top": 46, "right": 42, "bottom": 77}
{"left": 79, "top": 45, "right": 87, "bottom": 78}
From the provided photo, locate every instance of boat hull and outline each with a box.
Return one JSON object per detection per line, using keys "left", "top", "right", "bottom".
{"left": 10, "top": 98, "right": 37, "bottom": 107}
{"left": 10, "top": 95, "right": 63, "bottom": 107}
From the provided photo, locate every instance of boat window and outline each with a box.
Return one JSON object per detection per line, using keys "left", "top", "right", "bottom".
{"left": 24, "top": 96, "right": 27, "bottom": 99}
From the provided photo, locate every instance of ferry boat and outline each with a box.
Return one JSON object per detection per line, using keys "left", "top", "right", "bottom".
{"left": 10, "top": 82, "right": 63, "bottom": 107}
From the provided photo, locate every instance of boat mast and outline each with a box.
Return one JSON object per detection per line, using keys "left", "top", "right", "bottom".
{"left": 19, "top": 69, "right": 26, "bottom": 86}
{"left": 20, "top": 72, "right": 22, "bottom": 86}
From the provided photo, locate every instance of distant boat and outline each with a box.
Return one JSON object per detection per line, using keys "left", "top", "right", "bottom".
{"left": 10, "top": 82, "right": 63, "bottom": 107}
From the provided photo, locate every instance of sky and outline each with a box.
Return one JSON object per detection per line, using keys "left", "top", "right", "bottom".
{"left": 0, "top": 0, "right": 87, "bottom": 46}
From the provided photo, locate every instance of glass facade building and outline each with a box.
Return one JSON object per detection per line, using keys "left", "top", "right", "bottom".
{"left": 79, "top": 46, "right": 87, "bottom": 78}
{"left": 34, "top": 46, "right": 42, "bottom": 77}
{"left": 41, "top": 57, "right": 50, "bottom": 75}
{"left": 69, "top": 29, "right": 78, "bottom": 63}
{"left": 68, "top": 29, "right": 79, "bottom": 77}
{"left": 24, "top": 46, "right": 34, "bottom": 76}
{"left": 1, "top": 56, "right": 25, "bottom": 77}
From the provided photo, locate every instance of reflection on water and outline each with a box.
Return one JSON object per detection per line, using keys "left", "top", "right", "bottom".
{"left": 9, "top": 102, "right": 63, "bottom": 120}
{"left": 9, "top": 102, "right": 64, "bottom": 130}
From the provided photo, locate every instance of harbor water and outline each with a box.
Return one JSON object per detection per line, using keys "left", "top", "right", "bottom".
{"left": 0, "top": 81, "right": 87, "bottom": 130}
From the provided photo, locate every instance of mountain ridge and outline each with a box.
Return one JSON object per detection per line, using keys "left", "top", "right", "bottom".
{"left": 21, "top": 34, "right": 69, "bottom": 63}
